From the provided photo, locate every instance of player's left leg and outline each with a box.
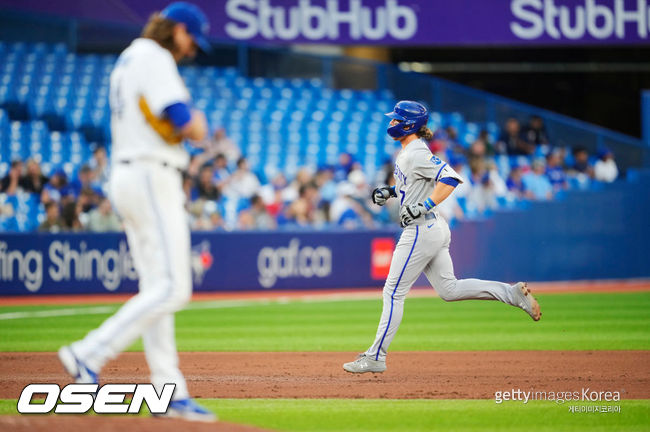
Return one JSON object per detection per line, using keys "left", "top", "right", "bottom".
{"left": 344, "top": 225, "right": 440, "bottom": 373}
{"left": 64, "top": 165, "right": 193, "bottom": 374}
{"left": 423, "top": 223, "right": 541, "bottom": 320}
{"left": 143, "top": 313, "right": 190, "bottom": 400}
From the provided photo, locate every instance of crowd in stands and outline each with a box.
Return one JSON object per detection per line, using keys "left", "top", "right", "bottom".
{"left": 0, "top": 115, "right": 620, "bottom": 233}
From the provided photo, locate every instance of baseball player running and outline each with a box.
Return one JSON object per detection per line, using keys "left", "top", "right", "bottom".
{"left": 58, "top": 3, "right": 215, "bottom": 421}
{"left": 343, "top": 101, "right": 541, "bottom": 374}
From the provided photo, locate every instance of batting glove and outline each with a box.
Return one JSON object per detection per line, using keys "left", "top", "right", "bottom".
{"left": 371, "top": 186, "right": 397, "bottom": 206}
{"left": 400, "top": 198, "right": 435, "bottom": 227}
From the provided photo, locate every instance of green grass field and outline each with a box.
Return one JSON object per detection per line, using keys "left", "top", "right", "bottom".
{"left": 1, "top": 291, "right": 649, "bottom": 431}
{"left": 0, "top": 292, "right": 648, "bottom": 351}
{"left": 0, "top": 399, "right": 648, "bottom": 432}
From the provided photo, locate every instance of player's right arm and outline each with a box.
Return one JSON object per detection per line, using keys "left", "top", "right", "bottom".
{"left": 162, "top": 102, "right": 207, "bottom": 141}
{"left": 181, "top": 109, "right": 207, "bottom": 141}
{"left": 140, "top": 47, "right": 206, "bottom": 142}
{"left": 428, "top": 181, "right": 457, "bottom": 206}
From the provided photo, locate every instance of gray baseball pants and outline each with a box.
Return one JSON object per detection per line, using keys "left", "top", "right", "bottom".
{"left": 366, "top": 217, "right": 521, "bottom": 361}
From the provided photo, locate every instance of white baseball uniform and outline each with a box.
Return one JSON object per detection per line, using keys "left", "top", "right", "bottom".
{"left": 366, "top": 138, "right": 524, "bottom": 361}
{"left": 70, "top": 38, "right": 193, "bottom": 400}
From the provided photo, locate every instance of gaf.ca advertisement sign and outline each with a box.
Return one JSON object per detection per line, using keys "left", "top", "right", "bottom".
{"left": 0, "top": 231, "right": 396, "bottom": 295}
{"left": 4, "top": 0, "right": 650, "bottom": 45}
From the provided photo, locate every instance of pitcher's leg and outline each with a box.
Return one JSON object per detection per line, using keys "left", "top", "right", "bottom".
{"left": 366, "top": 226, "right": 431, "bottom": 361}
{"left": 71, "top": 168, "right": 191, "bottom": 371}
{"left": 143, "top": 313, "right": 190, "bottom": 400}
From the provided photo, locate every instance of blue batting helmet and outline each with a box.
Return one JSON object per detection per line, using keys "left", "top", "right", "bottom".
{"left": 161, "top": 2, "right": 211, "bottom": 52}
{"left": 385, "top": 101, "right": 429, "bottom": 138}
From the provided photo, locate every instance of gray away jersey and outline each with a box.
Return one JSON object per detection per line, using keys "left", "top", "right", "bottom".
{"left": 393, "top": 138, "right": 464, "bottom": 220}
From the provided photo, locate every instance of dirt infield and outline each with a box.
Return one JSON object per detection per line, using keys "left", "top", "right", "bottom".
{"left": 0, "top": 415, "right": 271, "bottom": 432}
{"left": 1, "top": 351, "right": 648, "bottom": 400}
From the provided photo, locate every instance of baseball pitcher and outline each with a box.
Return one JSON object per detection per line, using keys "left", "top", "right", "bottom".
{"left": 58, "top": 2, "right": 215, "bottom": 421}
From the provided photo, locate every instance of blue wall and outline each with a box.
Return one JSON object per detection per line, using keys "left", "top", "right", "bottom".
{"left": 450, "top": 170, "right": 650, "bottom": 282}
{"left": 0, "top": 230, "right": 398, "bottom": 296}
{"left": 1, "top": 172, "right": 649, "bottom": 296}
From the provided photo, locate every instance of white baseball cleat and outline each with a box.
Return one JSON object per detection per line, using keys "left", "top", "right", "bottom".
{"left": 58, "top": 345, "right": 99, "bottom": 384}
{"left": 513, "top": 282, "right": 541, "bottom": 321}
{"left": 155, "top": 398, "right": 217, "bottom": 422}
{"left": 343, "top": 353, "right": 386, "bottom": 373}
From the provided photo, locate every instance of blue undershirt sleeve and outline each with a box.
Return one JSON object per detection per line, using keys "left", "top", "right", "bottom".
{"left": 163, "top": 102, "right": 192, "bottom": 129}
{"left": 439, "top": 177, "right": 460, "bottom": 187}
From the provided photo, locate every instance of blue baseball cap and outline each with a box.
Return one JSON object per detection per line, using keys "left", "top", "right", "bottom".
{"left": 161, "top": 2, "right": 210, "bottom": 52}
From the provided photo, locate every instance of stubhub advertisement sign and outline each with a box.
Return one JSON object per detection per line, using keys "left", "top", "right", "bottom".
{"left": 4, "top": 0, "right": 650, "bottom": 45}
{"left": 0, "top": 231, "right": 398, "bottom": 295}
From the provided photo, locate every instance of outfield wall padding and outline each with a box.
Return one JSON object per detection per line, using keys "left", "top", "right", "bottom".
{"left": 1, "top": 171, "right": 649, "bottom": 296}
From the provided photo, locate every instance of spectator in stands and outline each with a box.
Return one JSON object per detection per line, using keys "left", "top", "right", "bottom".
{"left": 282, "top": 167, "right": 312, "bottom": 203}
{"left": 333, "top": 152, "right": 354, "bottom": 182}
{"left": 594, "top": 147, "right": 618, "bottom": 183}
{"left": 38, "top": 201, "right": 63, "bottom": 233}
{"left": 466, "top": 158, "right": 499, "bottom": 213}
{"left": 196, "top": 164, "right": 221, "bottom": 201}
{"left": 506, "top": 165, "right": 528, "bottom": 200}
{"left": 86, "top": 197, "right": 122, "bottom": 232}
{"left": 89, "top": 146, "right": 110, "bottom": 188}
{"left": 189, "top": 128, "right": 241, "bottom": 176}
{"left": 77, "top": 188, "right": 99, "bottom": 215}
{"left": 19, "top": 158, "right": 48, "bottom": 195}
{"left": 348, "top": 166, "right": 370, "bottom": 202}
{"left": 193, "top": 200, "right": 225, "bottom": 231}
{"left": 61, "top": 201, "right": 83, "bottom": 231}
{"left": 546, "top": 149, "right": 568, "bottom": 191}
{"left": 228, "top": 157, "right": 260, "bottom": 199}
{"left": 428, "top": 128, "right": 448, "bottom": 156}
{"left": 0, "top": 160, "right": 23, "bottom": 195}
{"left": 444, "top": 126, "right": 465, "bottom": 158}
{"left": 41, "top": 168, "right": 73, "bottom": 205}
{"left": 258, "top": 173, "right": 287, "bottom": 219}
{"left": 238, "top": 194, "right": 275, "bottom": 230}
{"left": 523, "top": 158, "right": 553, "bottom": 200}
{"left": 496, "top": 118, "right": 534, "bottom": 155}
{"left": 212, "top": 153, "right": 231, "bottom": 187}
{"left": 522, "top": 115, "right": 550, "bottom": 147}
{"left": 204, "top": 128, "right": 240, "bottom": 165}
{"left": 568, "top": 145, "right": 594, "bottom": 190}
{"left": 570, "top": 146, "right": 594, "bottom": 177}
{"left": 428, "top": 127, "right": 460, "bottom": 158}
{"left": 468, "top": 130, "right": 495, "bottom": 159}
{"left": 315, "top": 167, "right": 337, "bottom": 204}
{"left": 329, "top": 182, "right": 373, "bottom": 229}
{"left": 467, "top": 137, "right": 488, "bottom": 162}
{"left": 371, "top": 159, "right": 392, "bottom": 188}
{"left": 282, "top": 182, "right": 320, "bottom": 227}
{"left": 69, "top": 164, "right": 103, "bottom": 202}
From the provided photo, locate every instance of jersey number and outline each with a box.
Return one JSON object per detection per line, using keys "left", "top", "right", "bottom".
{"left": 109, "top": 77, "right": 125, "bottom": 119}
{"left": 399, "top": 188, "right": 406, "bottom": 205}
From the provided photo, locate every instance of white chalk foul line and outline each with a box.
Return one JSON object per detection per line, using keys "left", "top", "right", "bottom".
{"left": 0, "top": 291, "right": 403, "bottom": 321}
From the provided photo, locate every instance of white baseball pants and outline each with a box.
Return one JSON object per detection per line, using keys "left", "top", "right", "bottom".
{"left": 71, "top": 160, "right": 191, "bottom": 400}
{"left": 366, "top": 217, "right": 522, "bottom": 361}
